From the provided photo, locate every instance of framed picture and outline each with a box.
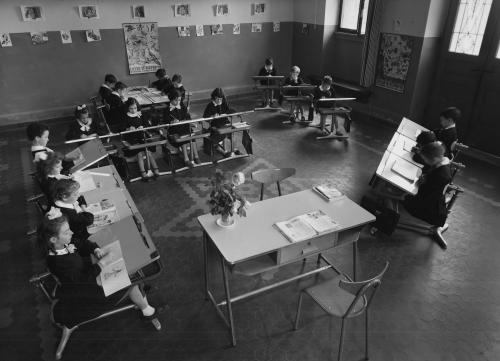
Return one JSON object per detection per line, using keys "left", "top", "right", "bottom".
{"left": 0, "top": 33, "right": 12, "bottom": 47}
{"left": 251, "top": 23, "right": 262, "bottom": 33}
{"left": 85, "top": 29, "right": 102, "bottom": 42}
{"left": 60, "top": 30, "right": 72, "bottom": 44}
{"left": 233, "top": 23, "right": 240, "bottom": 35}
{"left": 301, "top": 23, "right": 309, "bottom": 35}
{"left": 375, "top": 33, "right": 414, "bottom": 93}
{"left": 216, "top": 4, "right": 229, "bottom": 16}
{"left": 20, "top": 5, "right": 44, "bottom": 21}
{"left": 79, "top": 5, "right": 100, "bottom": 19}
{"left": 132, "top": 5, "right": 145, "bottom": 18}
{"left": 252, "top": 3, "right": 266, "bottom": 15}
{"left": 273, "top": 22, "right": 280, "bottom": 32}
{"left": 31, "top": 32, "right": 48, "bottom": 45}
{"left": 196, "top": 25, "right": 205, "bottom": 37}
{"left": 174, "top": 4, "right": 191, "bottom": 17}
{"left": 211, "top": 24, "right": 224, "bottom": 35}
{"left": 177, "top": 26, "right": 191, "bottom": 37}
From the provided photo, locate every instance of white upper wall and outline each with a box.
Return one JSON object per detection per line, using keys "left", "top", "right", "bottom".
{"left": 380, "top": 0, "right": 431, "bottom": 37}
{"left": 293, "top": 0, "right": 338, "bottom": 26}
{"left": 424, "top": 0, "right": 451, "bottom": 37}
{"left": 0, "top": 0, "right": 294, "bottom": 33}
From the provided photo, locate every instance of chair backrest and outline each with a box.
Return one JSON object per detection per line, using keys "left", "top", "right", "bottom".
{"left": 30, "top": 271, "right": 60, "bottom": 303}
{"left": 251, "top": 168, "right": 296, "bottom": 200}
{"left": 339, "top": 262, "right": 389, "bottom": 317}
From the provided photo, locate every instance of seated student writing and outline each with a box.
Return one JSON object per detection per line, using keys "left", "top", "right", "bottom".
{"left": 164, "top": 89, "right": 200, "bottom": 167}
{"left": 122, "top": 98, "right": 160, "bottom": 181}
{"left": 107, "top": 82, "right": 128, "bottom": 132}
{"left": 203, "top": 88, "right": 236, "bottom": 156}
{"left": 65, "top": 104, "right": 100, "bottom": 141}
{"left": 37, "top": 209, "right": 162, "bottom": 332}
{"left": 312, "top": 75, "right": 340, "bottom": 135}
{"left": 98, "top": 74, "right": 117, "bottom": 105}
{"left": 258, "top": 57, "right": 277, "bottom": 106}
{"left": 151, "top": 68, "right": 171, "bottom": 92}
{"left": 164, "top": 74, "right": 187, "bottom": 107}
{"left": 435, "top": 106, "right": 460, "bottom": 159}
{"left": 411, "top": 130, "right": 437, "bottom": 166}
{"left": 37, "top": 152, "right": 72, "bottom": 205}
{"left": 26, "top": 122, "right": 75, "bottom": 173}
{"left": 52, "top": 178, "right": 94, "bottom": 240}
{"left": 280, "top": 65, "right": 306, "bottom": 122}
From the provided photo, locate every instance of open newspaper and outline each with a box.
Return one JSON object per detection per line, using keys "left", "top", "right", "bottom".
{"left": 94, "top": 240, "right": 131, "bottom": 297}
{"left": 87, "top": 198, "right": 118, "bottom": 233}
{"left": 275, "top": 210, "right": 340, "bottom": 243}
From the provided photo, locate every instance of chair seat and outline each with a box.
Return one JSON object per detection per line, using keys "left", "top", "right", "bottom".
{"left": 305, "top": 275, "right": 365, "bottom": 317}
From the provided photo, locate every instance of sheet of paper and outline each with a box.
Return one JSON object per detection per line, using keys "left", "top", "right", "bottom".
{"left": 96, "top": 240, "right": 131, "bottom": 297}
{"left": 301, "top": 210, "right": 340, "bottom": 233}
{"left": 73, "top": 171, "right": 97, "bottom": 193}
{"left": 391, "top": 159, "right": 418, "bottom": 182}
{"left": 275, "top": 217, "right": 316, "bottom": 243}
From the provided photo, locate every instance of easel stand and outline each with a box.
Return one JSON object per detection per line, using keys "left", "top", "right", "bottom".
{"left": 251, "top": 76, "right": 285, "bottom": 111}
{"left": 280, "top": 85, "right": 316, "bottom": 124}
{"left": 311, "top": 98, "right": 355, "bottom": 140}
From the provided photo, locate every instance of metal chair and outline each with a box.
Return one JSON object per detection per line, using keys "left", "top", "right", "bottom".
{"left": 251, "top": 167, "right": 296, "bottom": 200}
{"left": 294, "top": 262, "right": 389, "bottom": 361}
{"left": 30, "top": 271, "right": 162, "bottom": 360}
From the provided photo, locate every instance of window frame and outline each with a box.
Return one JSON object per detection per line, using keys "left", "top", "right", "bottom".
{"left": 337, "top": 0, "right": 369, "bottom": 35}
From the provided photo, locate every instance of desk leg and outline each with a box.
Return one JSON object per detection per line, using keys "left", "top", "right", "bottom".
{"left": 353, "top": 241, "right": 358, "bottom": 281}
{"left": 221, "top": 257, "right": 236, "bottom": 346}
{"left": 203, "top": 231, "right": 209, "bottom": 300}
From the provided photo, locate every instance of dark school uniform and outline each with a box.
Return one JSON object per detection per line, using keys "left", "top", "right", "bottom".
{"left": 313, "top": 86, "right": 335, "bottom": 109}
{"left": 54, "top": 200, "right": 94, "bottom": 240}
{"left": 258, "top": 66, "right": 277, "bottom": 85}
{"left": 107, "top": 92, "right": 126, "bottom": 132}
{"left": 403, "top": 161, "right": 452, "bottom": 226}
{"left": 31, "top": 145, "right": 53, "bottom": 163}
{"left": 122, "top": 113, "right": 152, "bottom": 157}
{"left": 47, "top": 237, "right": 129, "bottom": 328}
{"left": 434, "top": 126, "right": 458, "bottom": 158}
{"left": 151, "top": 77, "right": 172, "bottom": 92}
{"left": 65, "top": 119, "right": 100, "bottom": 141}
{"left": 164, "top": 84, "right": 187, "bottom": 106}
{"left": 282, "top": 76, "right": 305, "bottom": 97}
{"left": 164, "top": 103, "right": 192, "bottom": 146}
{"left": 203, "top": 100, "right": 234, "bottom": 144}
{"left": 98, "top": 84, "right": 113, "bottom": 104}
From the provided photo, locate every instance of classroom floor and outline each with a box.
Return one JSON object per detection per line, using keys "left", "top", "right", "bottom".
{"left": 1, "top": 96, "right": 500, "bottom": 361}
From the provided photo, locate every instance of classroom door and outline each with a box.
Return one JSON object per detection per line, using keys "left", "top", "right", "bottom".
{"left": 427, "top": 0, "right": 500, "bottom": 156}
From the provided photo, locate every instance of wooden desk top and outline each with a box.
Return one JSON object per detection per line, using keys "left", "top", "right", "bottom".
{"left": 376, "top": 151, "right": 422, "bottom": 195}
{"left": 397, "top": 117, "right": 429, "bottom": 140}
{"left": 198, "top": 189, "right": 375, "bottom": 265}
{"left": 387, "top": 132, "right": 421, "bottom": 166}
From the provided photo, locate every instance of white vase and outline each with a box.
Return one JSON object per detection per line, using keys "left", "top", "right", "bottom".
{"left": 216, "top": 214, "right": 235, "bottom": 228}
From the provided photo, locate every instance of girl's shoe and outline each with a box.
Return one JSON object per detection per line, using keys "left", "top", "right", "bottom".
{"left": 153, "top": 168, "right": 160, "bottom": 178}
{"left": 141, "top": 171, "right": 149, "bottom": 182}
{"left": 184, "top": 159, "right": 194, "bottom": 168}
{"left": 193, "top": 157, "right": 201, "bottom": 164}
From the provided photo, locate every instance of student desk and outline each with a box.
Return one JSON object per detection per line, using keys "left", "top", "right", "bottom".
{"left": 68, "top": 138, "right": 109, "bottom": 173}
{"left": 397, "top": 117, "right": 429, "bottom": 141}
{"left": 127, "top": 86, "right": 169, "bottom": 106}
{"left": 375, "top": 151, "right": 422, "bottom": 195}
{"left": 80, "top": 165, "right": 160, "bottom": 279}
{"left": 387, "top": 131, "right": 420, "bottom": 165}
{"left": 198, "top": 189, "right": 375, "bottom": 346}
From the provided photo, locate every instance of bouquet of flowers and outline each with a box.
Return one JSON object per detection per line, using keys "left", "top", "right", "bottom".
{"left": 208, "top": 170, "right": 249, "bottom": 220}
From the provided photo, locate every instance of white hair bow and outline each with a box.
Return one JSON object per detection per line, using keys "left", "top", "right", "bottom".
{"left": 76, "top": 104, "right": 87, "bottom": 111}
{"left": 46, "top": 207, "right": 62, "bottom": 220}
{"left": 232, "top": 172, "right": 245, "bottom": 186}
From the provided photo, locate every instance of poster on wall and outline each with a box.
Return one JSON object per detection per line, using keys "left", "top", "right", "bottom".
{"left": 1, "top": 33, "right": 13, "bottom": 47}
{"left": 196, "top": 25, "right": 204, "bottom": 36}
{"left": 60, "top": 30, "right": 72, "bottom": 44}
{"left": 273, "top": 22, "right": 280, "bottom": 32}
{"left": 174, "top": 4, "right": 191, "bottom": 17}
{"left": 251, "top": 23, "right": 262, "bottom": 33}
{"left": 211, "top": 24, "right": 224, "bottom": 35}
{"left": 123, "top": 22, "right": 162, "bottom": 74}
{"left": 85, "top": 29, "right": 101, "bottom": 42}
{"left": 177, "top": 26, "right": 191, "bottom": 37}
{"left": 20, "top": 5, "right": 44, "bottom": 21}
{"left": 252, "top": 3, "right": 266, "bottom": 15}
{"left": 216, "top": 4, "right": 229, "bottom": 16}
{"left": 79, "top": 5, "right": 100, "bottom": 19}
{"left": 233, "top": 23, "right": 240, "bottom": 35}
{"left": 132, "top": 5, "right": 146, "bottom": 18}
{"left": 31, "top": 32, "right": 48, "bottom": 45}
{"left": 375, "top": 33, "right": 414, "bottom": 93}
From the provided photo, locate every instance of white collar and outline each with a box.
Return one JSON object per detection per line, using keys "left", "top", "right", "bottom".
{"left": 319, "top": 85, "right": 330, "bottom": 92}
{"left": 436, "top": 157, "right": 451, "bottom": 168}
{"left": 174, "top": 83, "right": 183, "bottom": 88}
{"left": 55, "top": 200, "right": 82, "bottom": 213}
{"left": 31, "top": 145, "right": 50, "bottom": 151}
{"left": 170, "top": 104, "right": 181, "bottom": 110}
{"left": 212, "top": 101, "right": 221, "bottom": 107}
{"left": 77, "top": 118, "right": 92, "bottom": 131}
{"left": 127, "top": 111, "right": 142, "bottom": 118}
{"left": 111, "top": 91, "right": 120, "bottom": 96}
{"left": 49, "top": 244, "right": 77, "bottom": 256}
{"left": 47, "top": 174, "right": 67, "bottom": 180}
{"left": 444, "top": 124, "right": 456, "bottom": 130}
{"left": 101, "top": 84, "right": 112, "bottom": 90}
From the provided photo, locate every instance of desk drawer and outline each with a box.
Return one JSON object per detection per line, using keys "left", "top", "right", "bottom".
{"left": 277, "top": 233, "right": 337, "bottom": 264}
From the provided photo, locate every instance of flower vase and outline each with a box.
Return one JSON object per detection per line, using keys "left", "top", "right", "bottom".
{"left": 216, "top": 213, "right": 235, "bottom": 228}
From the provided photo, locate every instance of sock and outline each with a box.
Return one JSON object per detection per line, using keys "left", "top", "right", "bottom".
{"left": 141, "top": 305, "right": 155, "bottom": 316}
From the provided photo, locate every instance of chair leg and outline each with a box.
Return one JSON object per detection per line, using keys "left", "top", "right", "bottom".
{"left": 56, "top": 326, "right": 75, "bottom": 360}
{"left": 260, "top": 184, "right": 264, "bottom": 201}
{"left": 338, "top": 318, "right": 346, "bottom": 361}
{"left": 432, "top": 226, "right": 448, "bottom": 250}
{"left": 277, "top": 181, "right": 282, "bottom": 196}
{"left": 293, "top": 293, "right": 304, "bottom": 330}
{"left": 365, "top": 309, "right": 369, "bottom": 360}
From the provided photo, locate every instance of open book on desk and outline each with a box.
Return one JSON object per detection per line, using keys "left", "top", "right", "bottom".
{"left": 94, "top": 240, "right": 131, "bottom": 297}
{"left": 87, "top": 198, "right": 118, "bottom": 233}
{"left": 73, "top": 171, "right": 97, "bottom": 193}
{"left": 391, "top": 159, "right": 419, "bottom": 182}
{"left": 275, "top": 210, "right": 340, "bottom": 243}
{"left": 66, "top": 147, "right": 85, "bottom": 167}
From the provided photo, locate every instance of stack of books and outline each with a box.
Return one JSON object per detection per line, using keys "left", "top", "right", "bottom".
{"left": 275, "top": 210, "right": 340, "bottom": 243}
{"left": 313, "top": 183, "right": 344, "bottom": 201}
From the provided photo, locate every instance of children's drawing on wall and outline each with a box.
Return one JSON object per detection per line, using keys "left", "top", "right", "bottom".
{"left": 252, "top": 3, "right": 266, "bottom": 15}
{"left": 301, "top": 23, "right": 309, "bottom": 35}
{"left": 60, "top": 30, "right": 72, "bottom": 44}
{"left": 21, "top": 6, "right": 44, "bottom": 21}
{"left": 174, "top": 4, "right": 191, "bottom": 17}
{"left": 216, "top": 4, "right": 229, "bottom": 16}
{"left": 251, "top": 23, "right": 262, "bottom": 33}
{"left": 177, "top": 26, "right": 191, "bottom": 37}
{"left": 211, "top": 24, "right": 224, "bottom": 35}
{"left": 196, "top": 25, "right": 205, "bottom": 36}
{"left": 79, "top": 5, "right": 100, "bottom": 19}
{"left": 375, "top": 33, "right": 414, "bottom": 93}
{"left": 233, "top": 23, "right": 240, "bottom": 35}
{"left": 273, "top": 22, "right": 280, "bottom": 32}
{"left": 1, "top": 33, "right": 12, "bottom": 47}
{"left": 30, "top": 32, "right": 48, "bottom": 45}
{"left": 123, "top": 22, "right": 162, "bottom": 74}
{"left": 132, "top": 5, "right": 146, "bottom": 18}
{"left": 85, "top": 29, "right": 101, "bottom": 42}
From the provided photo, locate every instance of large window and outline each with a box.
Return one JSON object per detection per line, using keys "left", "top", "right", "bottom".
{"left": 449, "top": 0, "right": 493, "bottom": 56}
{"left": 338, "top": 0, "right": 370, "bottom": 35}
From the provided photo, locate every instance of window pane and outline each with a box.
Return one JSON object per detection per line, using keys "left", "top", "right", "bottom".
{"left": 449, "top": 0, "right": 493, "bottom": 56}
{"left": 340, "top": 0, "right": 361, "bottom": 30}
{"left": 360, "top": 0, "right": 370, "bottom": 34}
{"left": 496, "top": 41, "right": 500, "bottom": 59}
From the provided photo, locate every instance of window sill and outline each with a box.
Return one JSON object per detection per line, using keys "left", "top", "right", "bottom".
{"left": 334, "top": 32, "right": 365, "bottom": 43}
